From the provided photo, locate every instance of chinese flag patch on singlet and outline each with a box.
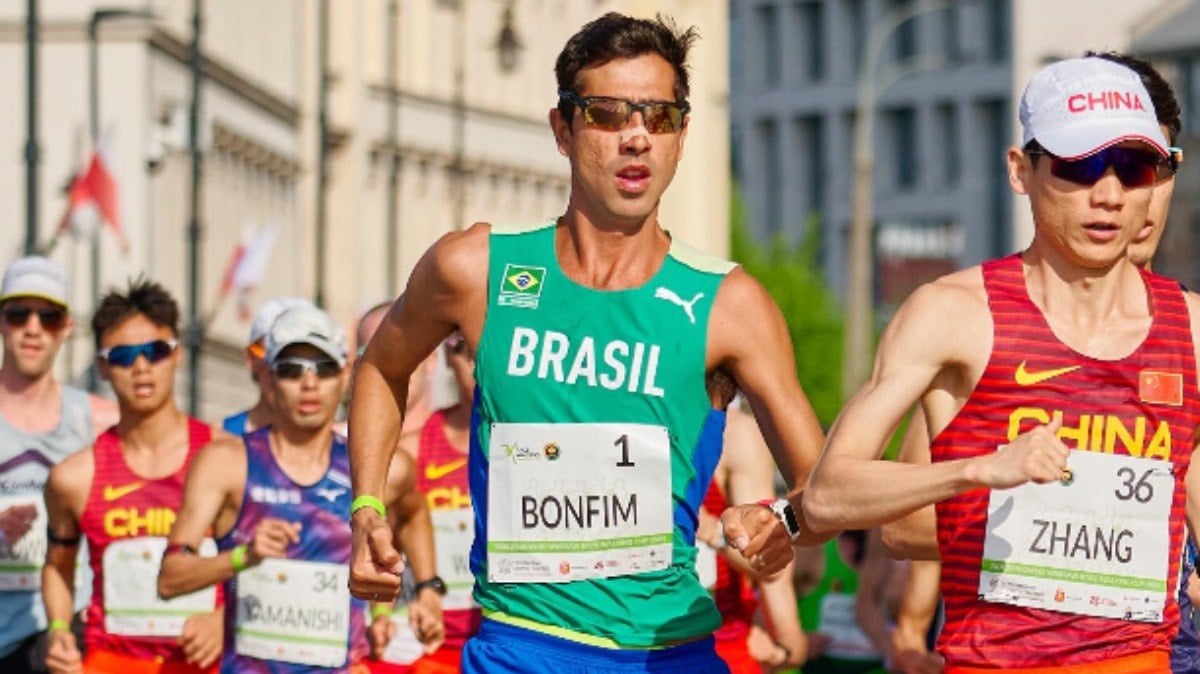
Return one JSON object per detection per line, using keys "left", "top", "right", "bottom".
{"left": 1140, "top": 369, "right": 1184, "bottom": 406}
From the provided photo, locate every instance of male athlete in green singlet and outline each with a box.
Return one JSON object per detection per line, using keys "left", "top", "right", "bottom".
{"left": 347, "top": 12, "right": 826, "bottom": 674}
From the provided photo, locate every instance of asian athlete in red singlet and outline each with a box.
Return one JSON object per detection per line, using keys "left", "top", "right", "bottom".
{"left": 790, "top": 57, "right": 1200, "bottom": 673}
{"left": 43, "top": 280, "right": 224, "bottom": 674}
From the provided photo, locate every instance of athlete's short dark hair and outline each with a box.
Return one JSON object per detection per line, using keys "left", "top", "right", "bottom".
{"left": 1086, "top": 51, "right": 1181, "bottom": 143}
{"left": 92, "top": 277, "right": 179, "bottom": 348}
{"left": 555, "top": 12, "right": 698, "bottom": 121}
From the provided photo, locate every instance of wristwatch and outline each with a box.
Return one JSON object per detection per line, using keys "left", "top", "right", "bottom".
{"left": 413, "top": 576, "right": 448, "bottom": 596}
{"left": 767, "top": 497, "right": 802, "bottom": 540}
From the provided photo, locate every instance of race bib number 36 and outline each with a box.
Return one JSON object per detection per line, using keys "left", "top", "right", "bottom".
{"left": 487, "top": 422, "right": 673, "bottom": 583}
{"left": 979, "top": 451, "right": 1174, "bottom": 622}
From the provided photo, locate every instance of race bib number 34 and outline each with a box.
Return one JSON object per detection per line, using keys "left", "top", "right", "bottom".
{"left": 979, "top": 450, "right": 1174, "bottom": 622}
{"left": 487, "top": 422, "right": 673, "bottom": 583}
{"left": 235, "top": 558, "right": 351, "bottom": 667}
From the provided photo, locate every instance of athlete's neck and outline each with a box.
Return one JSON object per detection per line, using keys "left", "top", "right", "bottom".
{"left": 245, "top": 398, "right": 273, "bottom": 432}
{"left": 0, "top": 366, "right": 62, "bottom": 433}
{"left": 1021, "top": 244, "right": 1152, "bottom": 359}
{"left": 269, "top": 423, "right": 334, "bottom": 484}
{"left": 443, "top": 401, "right": 471, "bottom": 455}
{"left": 115, "top": 405, "right": 191, "bottom": 478}
{"left": 555, "top": 213, "right": 671, "bottom": 290}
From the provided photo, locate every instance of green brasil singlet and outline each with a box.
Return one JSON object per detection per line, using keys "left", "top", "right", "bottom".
{"left": 468, "top": 221, "right": 735, "bottom": 647}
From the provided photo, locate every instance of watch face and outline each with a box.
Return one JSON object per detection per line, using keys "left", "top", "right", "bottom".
{"left": 418, "top": 577, "right": 447, "bottom": 596}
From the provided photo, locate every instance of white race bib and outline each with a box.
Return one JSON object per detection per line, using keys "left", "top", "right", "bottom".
{"left": 979, "top": 450, "right": 1174, "bottom": 622}
{"left": 0, "top": 497, "right": 45, "bottom": 590}
{"left": 235, "top": 558, "right": 351, "bottom": 667}
{"left": 695, "top": 544, "right": 717, "bottom": 590}
{"left": 103, "top": 537, "right": 217, "bottom": 635}
{"left": 433, "top": 508, "right": 477, "bottom": 610}
{"left": 378, "top": 605, "right": 424, "bottom": 665}
{"left": 487, "top": 422, "right": 673, "bottom": 583}
{"left": 820, "top": 592, "right": 879, "bottom": 659}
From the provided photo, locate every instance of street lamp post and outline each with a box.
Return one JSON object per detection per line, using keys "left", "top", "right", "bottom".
{"left": 843, "top": 0, "right": 956, "bottom": 399}
{"left": 24, "top": 0, "right": 39, "bottom": 255}
{"left": 86, "top": 7, "right": 154, "bottom": 392}
{"left": 186, "top": 0, "right": 203, "bottom": 416}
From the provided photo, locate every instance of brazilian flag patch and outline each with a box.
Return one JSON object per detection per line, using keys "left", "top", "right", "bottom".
{"left": 498, "top": 264, "right": 546, "bottom": 308}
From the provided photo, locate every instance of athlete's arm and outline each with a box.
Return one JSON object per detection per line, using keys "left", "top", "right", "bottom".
{"left": 710, "top": 269, "right": 827, "bottom": 566}
{"left": 158, "top": 436, "right": 251, "bottom": 598}
{"left": 879, "top": 409, "right": 940, "bottom": 560}
{"left": 348, "top": 224, "right": 488, "bottom": 600}
{"left": 853, "top": 530, "right": 897, "bottom": 664}
{"left": 723, "top": 411, "right": 806, "bottom": 668}
{"left": 385, "top": 451, "right": 444, "bottom": 652}
{"left": 42, "top": 449, "right": 92, "bottom": 674}
{"left": 804, "top": 278, "right": 1070, "bottom": 535}
{"left": 891, "top": 559, "right": 945, "bottom": 674}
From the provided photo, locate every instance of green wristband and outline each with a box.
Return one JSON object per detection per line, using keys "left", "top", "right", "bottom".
{"left": 47, "top": 618, "right": 71, "bottom": 633}
{"left": 351, "top": 494, "right": 387, "bottom": 518}
{"left": 369, "top": 603, "right": 394, "bottom": 619}
{"left": 230, "top": 544, "right": 249, "bottom": 572}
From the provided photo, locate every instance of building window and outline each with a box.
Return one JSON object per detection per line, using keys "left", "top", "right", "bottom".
{"left": 759, "top": 4, "right": 782, "bottom": 87}
{"left": 845, "top": 0, "right": 865, "bottom": 74}
{"left": 942, "top": 3, "right": 960, "bottom": 63}
{"left": 758, "top": 119, "right": 783, "bottom": 235}
{"left": 889, "top": 108, "right": 918, "bottom": 190}
{"left": 937, "top": 104, "right": 959, "bottom": 186}
{"left": 797, "top": 115, "right": 825, "bottom": 218}
{"left": 890, "top": 0, "right": 917, "bottom": 61}
{"left": 986, "top": 0, "right": 1010, "bottom": 62}
{"left": 797, "top": 0, "right": 825, "bottom": 81}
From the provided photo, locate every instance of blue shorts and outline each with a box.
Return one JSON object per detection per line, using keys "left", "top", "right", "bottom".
{"left": 461, "top": 619, "right": 730, "bottom": 674}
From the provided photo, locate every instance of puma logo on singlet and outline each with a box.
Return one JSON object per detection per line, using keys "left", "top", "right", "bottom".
{"left": 1015, "top": 361, "right": 1082, "bottom": 386}
{"left": 653, "top": 287, "right": 704, "bottom": 324}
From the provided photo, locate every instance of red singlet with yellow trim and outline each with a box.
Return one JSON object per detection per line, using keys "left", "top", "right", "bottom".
{"left": 932, "top": 255, "right": 1200, "bottom": 669}
{"left": 416, "top": 408, "right": 480, "bottom": 650}
{"left": 81, "top": 418, "right": 214, "bottom": 661}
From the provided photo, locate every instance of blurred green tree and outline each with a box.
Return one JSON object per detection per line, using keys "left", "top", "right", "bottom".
{"left": 729, "top": 191, "right": 843, "bottom": 428}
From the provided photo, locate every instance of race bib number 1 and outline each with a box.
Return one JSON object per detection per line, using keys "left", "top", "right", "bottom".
{"left": 979, "top": 450, "right": 1173, "bottom": 622}
{"left": 487, "top": 422, "right": 673, "bottom": 583}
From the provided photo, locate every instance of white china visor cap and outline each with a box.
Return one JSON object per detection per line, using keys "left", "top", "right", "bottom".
{"left": 1020, "top": 57, "right": 1168, "bottom": 159}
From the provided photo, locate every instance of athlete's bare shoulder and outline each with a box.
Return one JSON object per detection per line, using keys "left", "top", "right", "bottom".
{"left": 1182, "top": 289, "right": 1200, "bottom": 365}
{"left": 406, "top": 221, "right": 492, "bottom": 333}
{"left": 189, "top": 434, "right": 248, "bottom": 491}
{"left": 707, "top": 267, "right": 782, "bottom": 362}
{"left": 45, "top": 446, "right": 95, "bottom": 515}
{"left": 878, "top": 264, "right": 990, "bottom": 375}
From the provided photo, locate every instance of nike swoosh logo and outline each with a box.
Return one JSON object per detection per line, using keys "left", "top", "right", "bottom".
{"left": 103, "top": 481, "right": 145, "bottom": 501}
{"left": 425, "top": 458, "right": 467, "bottom": 481}
{"left": 1015, "top": 361, "right": 1081, "bottom": 386}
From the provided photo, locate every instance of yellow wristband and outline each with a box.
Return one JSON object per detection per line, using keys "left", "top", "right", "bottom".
{"left": 48, "top": 618, "right": 71, "bottom": 633}
{"left": 369, "top": 603, "right": 394, "bottom": 619}
{"left": 230, "top": 544, "right": 249, "bottom": 572}
{"left": 351, "top": 494, "right": 386, "bottom": 518}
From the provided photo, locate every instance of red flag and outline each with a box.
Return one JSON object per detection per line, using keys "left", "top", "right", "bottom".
{"left": 1139, "top": 369, "right": 1183, "bottom": 406}
{"left": 218, "top": 223, "right": 280, "bottom": 320}
{"left": 59, "top": 130, "right": 126, "bottom": 250}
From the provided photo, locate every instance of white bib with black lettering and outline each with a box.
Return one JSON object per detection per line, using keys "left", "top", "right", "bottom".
{"left": 979, "top": 450, "right": 1173, "bottom": 621}
{"left": 434, "top": 507, "right": 477, "bottom": 610}
{"left": 487, "top": 422, "right": 673, "bottom": 583}
{"left": 235, "top": 558, "right": 351, "bottom": 667}
{"left": 103, "top": 537, "right": 217, "bottom": 635}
